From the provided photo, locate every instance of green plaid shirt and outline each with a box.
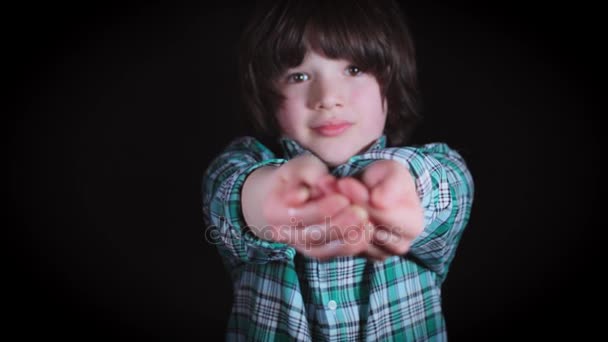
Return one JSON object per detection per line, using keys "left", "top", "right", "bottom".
{"left": 202, "top": 136, "right": 474, "bottom": 341}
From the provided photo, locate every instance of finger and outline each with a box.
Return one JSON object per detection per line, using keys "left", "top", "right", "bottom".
{"left": 296, "top": 204, "right": 369, "bottom": 243}
{"left": 314, "top": 174, "right": 339, "bottom": 199}
{"left": 370, "top": 172, "right": 407, "bottom": 209}
{"left": 279, "top": 154, "right": 328, "bottom": 188}
{"left": 292, "top": 229, "right": 369, "bottom": 261}
{"left": 283, "top": 186, "right": 311, "bottom": 206}
{"left": 362, "top": 161, "right": 413, "bottom": 209}
{"left": 336, "top": 177, "right": 369, "bottom": 205}
{"left": 285, "top": 194, "right": 350, "bottom": 226}
{"left": 363, "top": 244, "right": 392, "bottom": 262}
{"left": 361, "top": 161, "right": 391, "bottom": 189}
{"left": 366, "top": 205, "right": 424, "bottom": 240}
{"left": 372, "top": 227, "right": 412, "bottom": 255}
{"left": 370, "top": 182, "right": 399, "bottom": 209}
{"left": 326, "top": 205, "right": 369, "bottom": 242}
{"left": 290, "top": 205, "right": 370, "bottom": 260}
{"left": 361, "top": 162, "right": 396, "bottom": 209}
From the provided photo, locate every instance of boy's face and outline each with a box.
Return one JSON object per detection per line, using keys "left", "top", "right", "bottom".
{"left": 276, "top": 50, "right": 387, "bottom": 166}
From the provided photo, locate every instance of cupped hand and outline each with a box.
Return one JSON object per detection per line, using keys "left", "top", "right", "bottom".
{"left": 360, "top": 160, "right": 424, "bottom": 256}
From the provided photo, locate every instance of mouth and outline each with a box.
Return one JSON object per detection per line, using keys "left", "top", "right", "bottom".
{"left": 312, "top": 121, "right": 353, "bottom": 137}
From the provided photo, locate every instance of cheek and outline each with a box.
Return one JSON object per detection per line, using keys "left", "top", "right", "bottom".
{"left": 352, "top": 84, "right": 386, "bottom": 124}
{"left": 275, "top": 105, "right": 299, "bottom": 136}
{"left": 352, "top": 81, "right": 384, "bottom": 108}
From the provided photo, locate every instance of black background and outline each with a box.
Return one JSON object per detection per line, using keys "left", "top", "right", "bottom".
{"left": 8, "top": 1, "right": 601, "bottom": 340}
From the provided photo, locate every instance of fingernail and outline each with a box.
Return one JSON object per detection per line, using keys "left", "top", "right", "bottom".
{"left": 351, "top": 205, "right": 368, "bottom": 220}
{"left": 298, "top": 186, "right": 310, "bottom": 201}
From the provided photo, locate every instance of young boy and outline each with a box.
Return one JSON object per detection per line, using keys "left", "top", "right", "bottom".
{"left": 203, "top": 0, "right": 474, "bottom": 340}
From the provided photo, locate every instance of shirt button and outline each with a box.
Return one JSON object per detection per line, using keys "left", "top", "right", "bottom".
{"left": 327, "top": 300, "right": 337, "bottom": 310}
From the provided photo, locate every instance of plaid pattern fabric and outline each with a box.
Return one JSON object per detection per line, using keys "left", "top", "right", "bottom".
{"left": 202, "top": 136, "right": 474, "bottom": 341}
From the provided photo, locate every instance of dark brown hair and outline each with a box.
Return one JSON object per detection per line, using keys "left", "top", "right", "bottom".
{"left": 238, "top": 0, "right": 420, "bottom": 146}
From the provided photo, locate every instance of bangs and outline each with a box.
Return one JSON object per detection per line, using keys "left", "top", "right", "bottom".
{"left": 271, "top": 1, "right": 391, "bottom": 76}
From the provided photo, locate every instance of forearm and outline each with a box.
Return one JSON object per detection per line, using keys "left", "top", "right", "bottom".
{"left": 354, "top": 143, "right": 474, "bottom": 279}
{"left": 202, "top": 137, "right": 293, "bottom": 264}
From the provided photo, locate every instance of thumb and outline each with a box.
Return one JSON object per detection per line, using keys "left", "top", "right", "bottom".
{"left": 284, "top": 186, "right": 311, "bottom": 206}
{"left": 370, "top": 180, "right": 400, "bottom": 209}
{"left": 362, "top": 161, "right": 400, "bottom": 209}
{"left": 336, "top": 177, "right": 369, "bottom": 205}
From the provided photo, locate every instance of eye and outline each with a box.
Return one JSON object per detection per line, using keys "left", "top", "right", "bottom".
{"left": 287, "top": 72, "right": 309, "bottom": 83}
{"left": 346, "top": 65, "right": 363, "bottom": 76}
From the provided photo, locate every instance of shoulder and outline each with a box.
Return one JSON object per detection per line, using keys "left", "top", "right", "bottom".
{"left": 381, "top": 142, "right": 466, "bottom": 160}
{"left": 221, "top": 136, "right": 273, "bottom": 155}
{"left": 209, "top": 136, "right": 283, "bottom": 167}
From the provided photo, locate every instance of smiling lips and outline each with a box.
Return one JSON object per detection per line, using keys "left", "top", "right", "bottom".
{"left": 312, "top": 121, "right": 353, "bottom": 137}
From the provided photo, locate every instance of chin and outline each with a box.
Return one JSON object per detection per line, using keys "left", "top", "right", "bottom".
{"left": 315, "top": 151, "right": 353, "bottom": 167}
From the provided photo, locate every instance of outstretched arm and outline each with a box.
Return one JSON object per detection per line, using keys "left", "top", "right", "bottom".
{"left": 356, "top": 143, "right": 474, "bottom": 281}
{"left": 203, "top": 137, "right": 291, "bottom": 264}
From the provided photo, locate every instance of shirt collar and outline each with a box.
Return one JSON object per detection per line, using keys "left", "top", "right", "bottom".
{"left": 279, "top": 135, "right": 387, "bottom": 161}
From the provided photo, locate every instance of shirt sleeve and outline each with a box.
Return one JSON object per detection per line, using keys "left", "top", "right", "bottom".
{"left": 356, "top": 143, "right": 474, "bottom": 282}
{"left": 202, "top": 137, "right": 296, "bottom": 264}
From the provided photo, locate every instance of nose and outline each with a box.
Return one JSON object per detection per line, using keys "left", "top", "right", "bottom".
{"left": 309, "top": 77, "right": 344, "bottom": 111}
